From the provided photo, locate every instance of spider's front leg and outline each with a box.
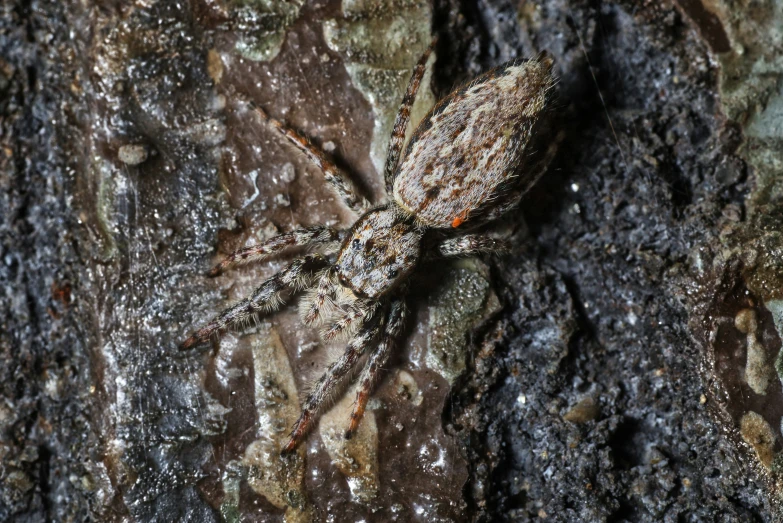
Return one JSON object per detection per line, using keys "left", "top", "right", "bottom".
{"left": 282, "top": 307, "right": 389, "bottom": 454}
{"left": 208, "top": 226, "right": 341, "bottom": 276}
{"left": 383, "top": 39, "right": 437, "bottom": 195}
{"left": 301, "top": 270, "right": 382, "bottom": 339}
{"left": 180, "top": 254, "right": 327, "bottom": 350}
{"left": 248, "top": 102, "right": 371, "bottom": 215}
{"left": 345, "top": 298, "right": 407, "bottom": 439}
{"left": 321, "top": 299, "right": 381, "bottom": 341}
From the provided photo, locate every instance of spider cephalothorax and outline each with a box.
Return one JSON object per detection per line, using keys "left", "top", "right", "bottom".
{"left": 181, "top": 41, "right": 558, "bottom": 453}
{"left": 336, "top": 206, "right": 422, "bottom": 299}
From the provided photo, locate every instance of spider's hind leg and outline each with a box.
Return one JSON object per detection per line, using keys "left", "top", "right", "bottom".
{"left": 345, "top": 298, "right": 407, "bottom": 439}
{"left": 180, "top": 254, "right": 327, "bottom": 350}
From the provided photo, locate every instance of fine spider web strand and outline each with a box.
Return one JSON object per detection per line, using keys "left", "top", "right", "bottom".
{"left": 346, "top": 298, "right": 407, "bottom": 439}
{"left": 207, "top": 225, "right": 340, "bottom": 276}
{"left": 281, "top": 309, "right": 389, "bottom": 454}
{"left": 124, "top": 169, "right": 149, "bottom": 469}
{"left": 245, "top": 100, "right": 372, "bottom": 216}
{"left": 179, "top": 254, "right": 327, "bottom": 350}
{"left": 570, "top": 17, "right": 627, "bottom": 170}
{"left": 382, "top": 38, "right": 438, "bottom": 196}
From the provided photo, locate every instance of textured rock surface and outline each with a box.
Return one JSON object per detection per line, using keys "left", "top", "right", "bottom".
{"left": 2, "top": 0, "right": 783, "bottom": 521}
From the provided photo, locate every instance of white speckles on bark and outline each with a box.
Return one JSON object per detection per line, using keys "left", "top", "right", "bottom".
{"left": 318, "top": 382, "right": 380, "bottom": 504}
{"left": 242, "top": 326, "right": 313, "bottom": 521}
{"left": 232, "top": 0, "right": 305, "bottom": 62}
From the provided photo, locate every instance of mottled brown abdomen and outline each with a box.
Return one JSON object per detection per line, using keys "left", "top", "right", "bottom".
{"left": 392, "top": 54, "right": 556, "bottom": 229}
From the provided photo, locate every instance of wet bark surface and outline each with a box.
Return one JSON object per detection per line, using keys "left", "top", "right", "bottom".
{"left": 2, "top": 0, "right": 783, "bottom": 521}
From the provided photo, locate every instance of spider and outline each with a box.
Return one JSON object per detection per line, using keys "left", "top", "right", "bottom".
{"left": 181, "top": 41, "right": 558, "bottom": 454}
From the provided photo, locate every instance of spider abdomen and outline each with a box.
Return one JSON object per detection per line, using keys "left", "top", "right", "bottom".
{"left": 392, "top": 53, "right": 557, "bottom": 229}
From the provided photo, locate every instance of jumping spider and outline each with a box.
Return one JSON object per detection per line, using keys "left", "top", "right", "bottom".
{"left": 181, "top": 42, "right": 558, "bottom": 453}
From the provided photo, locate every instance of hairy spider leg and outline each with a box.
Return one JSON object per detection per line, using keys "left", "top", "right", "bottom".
{"left": 180, "top": 254, "right": 328, "bottom": 350}
{"left": 248, "top": 102, "right": 371, "bottom": 215}
{"left": 321, "top": 299, "right": 381, "bottom": 341}
{"left": 282, "top": 310, "right": 388, "bottom": 454}
{"left": 208, "top": 226, "right": 341, "bottom": 276}
{"left": 345, "top": 299, "right": 407, "bottom": 439}
{"left": 383, "top": 39, "right": 437, "bottom": 195}
{"left": 434, "top": 234, "right": 511, "bottom": 258}
{"left": 302, "top": 267, "right": 339, "bottom": 325}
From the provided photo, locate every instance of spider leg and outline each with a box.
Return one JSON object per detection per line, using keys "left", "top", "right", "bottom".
{"left": 248, "top": 102, "right": 371, "bottom": 215}
{"left": 321, "top": 299, "right": 381, "bottom": 341}
{"left": 345, "top": 298, "right": 407, "bottom": 439}
{"left": 383, "top": 38, "right": 437, "bottom": 195}
{"left": 208, "top": 226, "right": 341, "bottom": 276}
{"left": 433, "top": 235, "right": 510, "bottom": 258}
{"left": 180, "top": 254, "right": 327, "bottom": 350}
{"left": 281, "top": 310, "right": 387, "bottom": 454}
{"left": 302, "top": 267, "right": 339, "bottom": 326}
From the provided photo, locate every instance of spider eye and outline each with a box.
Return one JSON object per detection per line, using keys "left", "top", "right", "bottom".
{"left": 351, "top": 238, "right": 361, "bottom": 249}
{"left": 388, "top": 268, "right": 399, "bottom": 278}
